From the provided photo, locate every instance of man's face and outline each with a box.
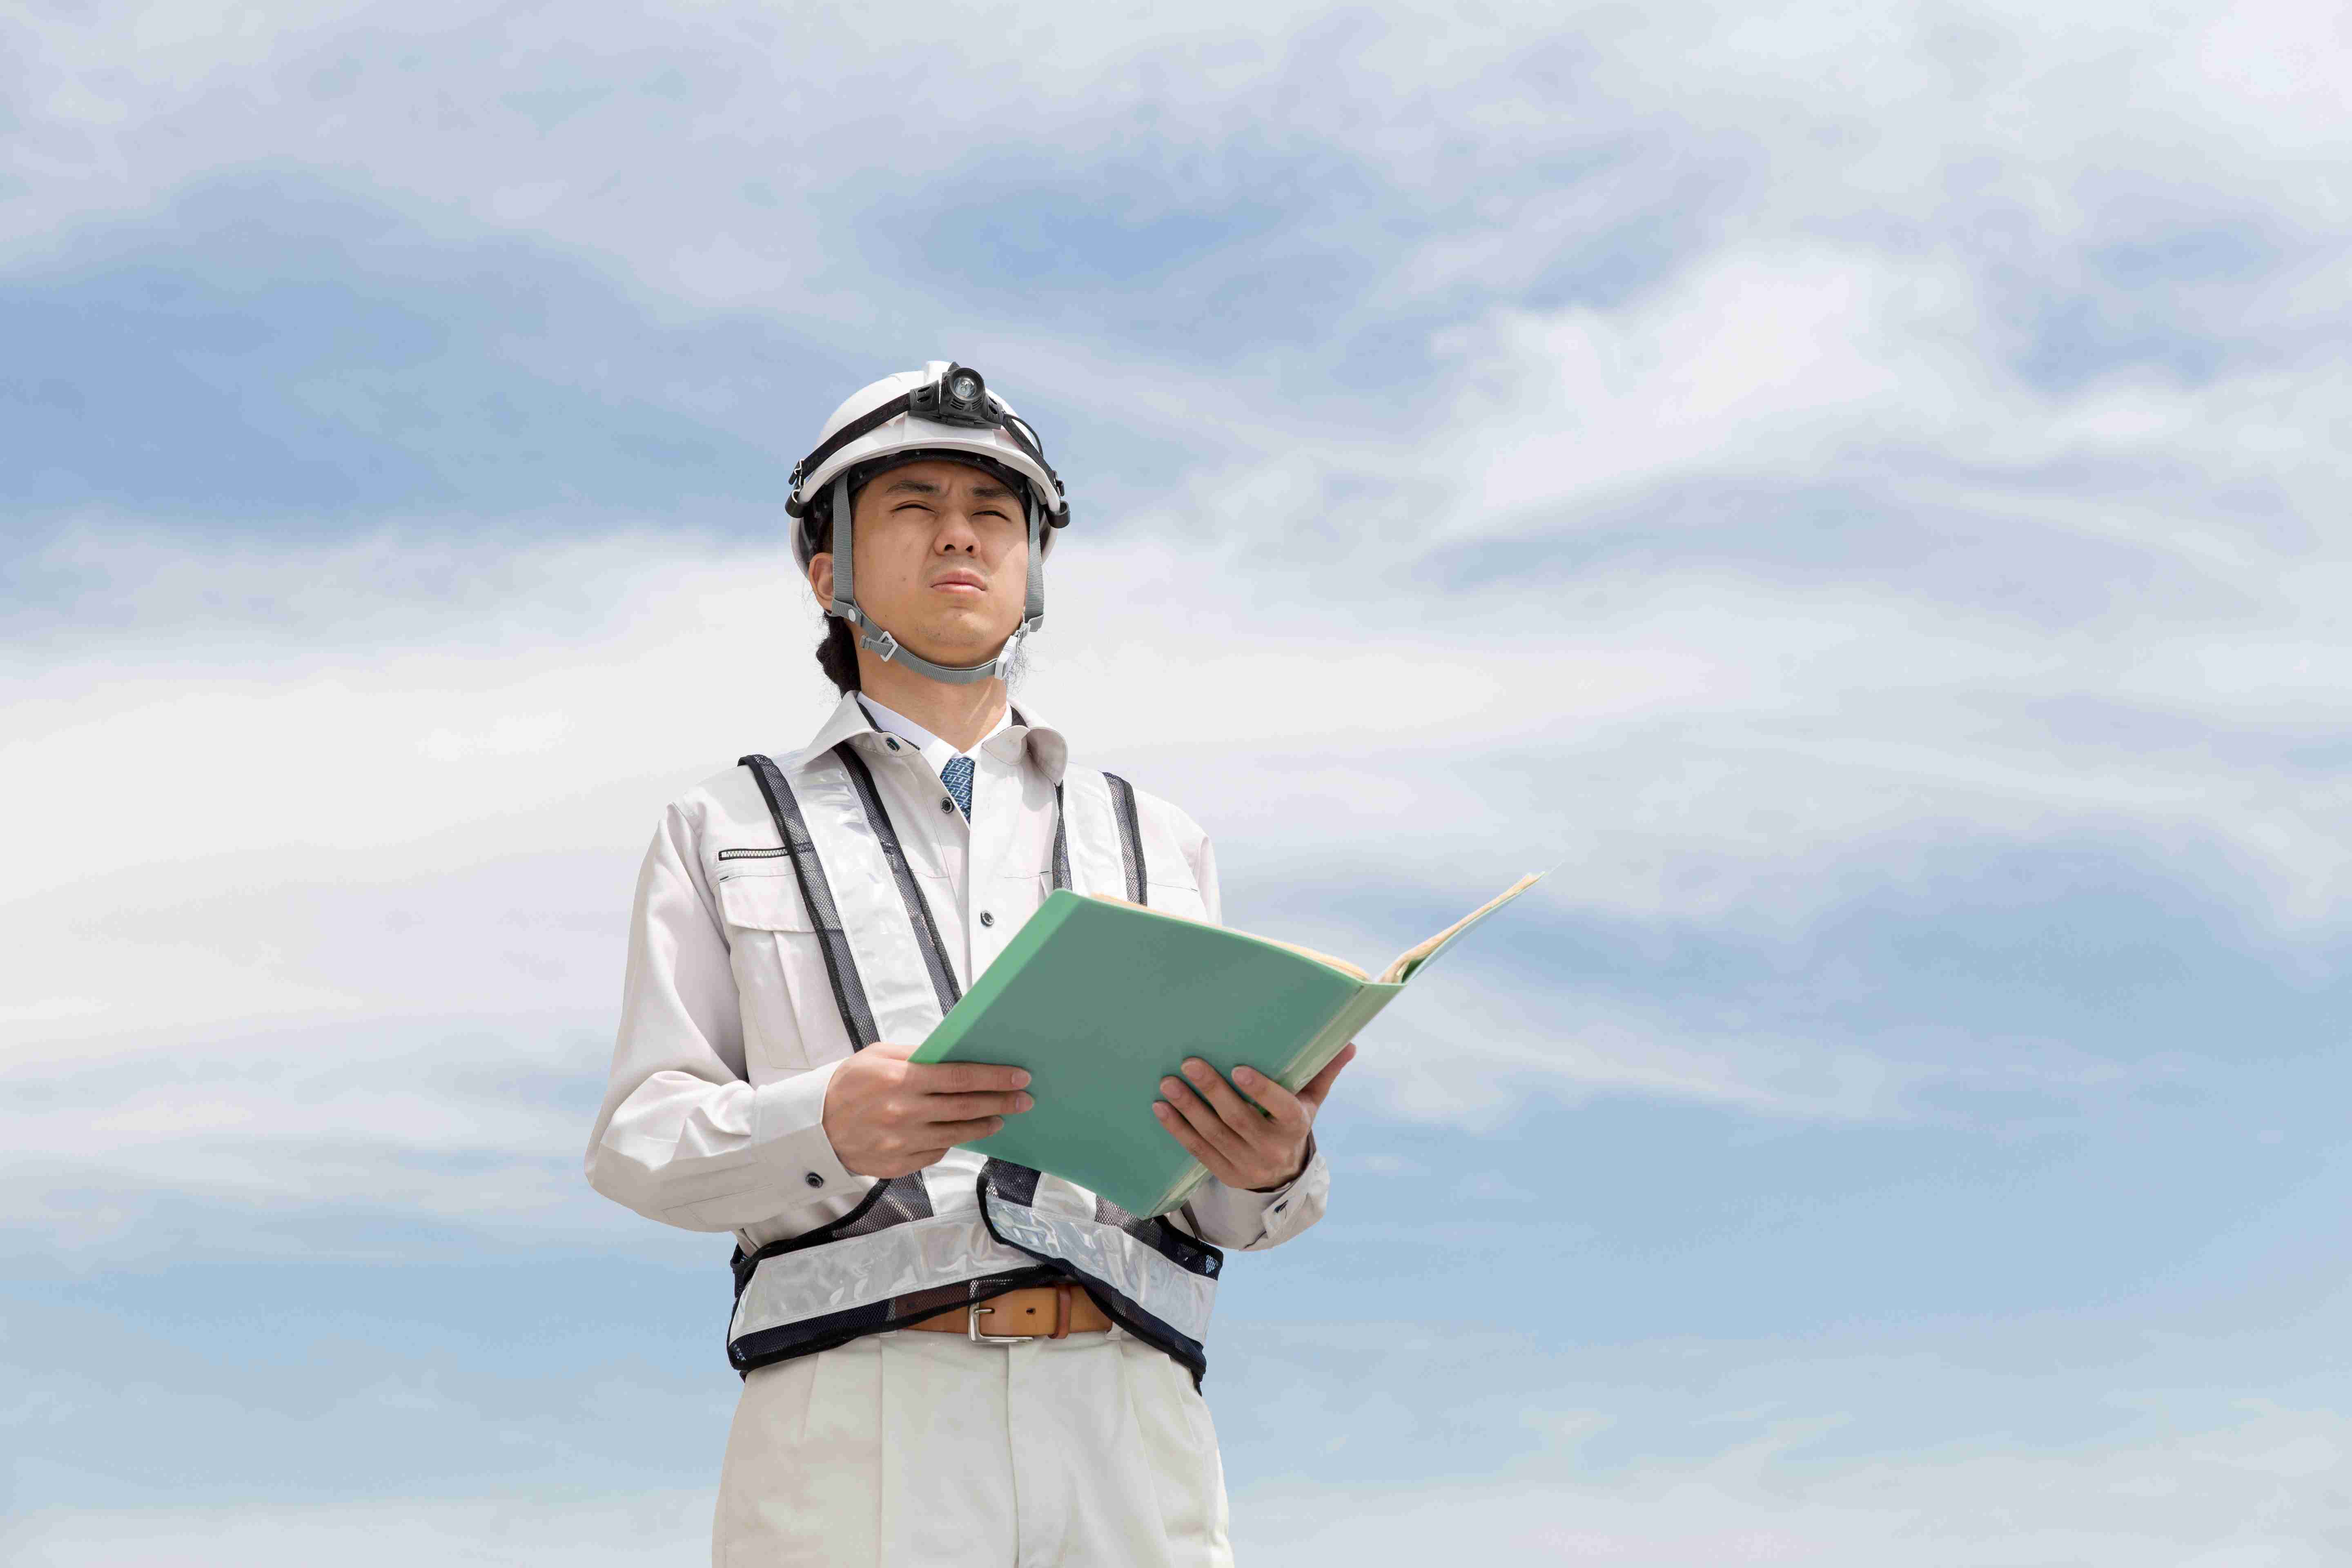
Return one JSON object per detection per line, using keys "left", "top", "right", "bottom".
{"left": 807, "top": 458, "right": 1030, "bottom": 666}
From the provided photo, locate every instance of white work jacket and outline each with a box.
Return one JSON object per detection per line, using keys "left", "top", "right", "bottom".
{"left": 586, "top": 691, "right": 1331, "bottom": 1260}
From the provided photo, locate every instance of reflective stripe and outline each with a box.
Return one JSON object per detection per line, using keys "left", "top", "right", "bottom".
{"left": 728, "top": 1202, "right": 1216, "bottom": 1348}
{"left": 730, "top": 1216, "right": 1031, "bottom": 1342}
{"left": 792, "top": 758, "right": 948, "bottom": 1045}
{"left": 835, "top": 744, "right": 961, "bottom": 1015}
{"left": 1104, "top": 772, "right": 1146, "bottom": 903}
{"left": 1055, "top": 769, "right": 1132, "bottom": 910}
{"left": 982, "top": 1198, "right": 1216, "bottom": 1343}
{"left": 1051, "top": 784, "right": 1072, "bottom": 890}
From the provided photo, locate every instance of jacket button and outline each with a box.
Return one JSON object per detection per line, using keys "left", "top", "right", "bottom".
{"left": 804, "top": 1172, "right": 825, "bottom": 1189}
{"left": 980, "top": 911, "right": 994, "bottom": 927}
{"left": 940, "top": 798, "right": 953, "bottom": 813}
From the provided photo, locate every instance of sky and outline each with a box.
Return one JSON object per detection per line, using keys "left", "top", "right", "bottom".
{"left": 4, "top": 1, "right": 2350, "bottom": 1561}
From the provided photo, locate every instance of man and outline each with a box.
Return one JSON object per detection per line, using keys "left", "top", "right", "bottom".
{"left": 586, "top": 362, "right": 1353, "bottom": 1566}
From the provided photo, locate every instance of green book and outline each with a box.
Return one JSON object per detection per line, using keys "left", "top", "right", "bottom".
{"left": 909, "top": 872, "right": 1545, "bottom": 1217}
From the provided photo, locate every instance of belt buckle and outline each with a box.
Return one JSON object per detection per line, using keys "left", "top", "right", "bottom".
{"left": 967, "top": 1303, "right": 1035, "bottom": 1345}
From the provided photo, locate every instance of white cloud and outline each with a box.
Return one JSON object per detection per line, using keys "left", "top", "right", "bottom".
{"left": 1235, "top": 1401, "right": 2352, "bottom": 1566}
{"left": 1458, "top": 245, "right": 2002, "bottom": 514}
{"left": 8, "top": 0, "right": 2344, "bottom": 343}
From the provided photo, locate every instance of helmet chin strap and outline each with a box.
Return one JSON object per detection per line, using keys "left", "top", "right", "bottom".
{"left": 826, "top": 472, "right": 1047, "bottom": 687}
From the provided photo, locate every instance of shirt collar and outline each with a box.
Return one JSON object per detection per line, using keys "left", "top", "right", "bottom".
{"left": 795, "top": 689, "right": 1068, "bottom": 784}
{"left": 856, "top": 693, "right": 1005, "bottom": 757}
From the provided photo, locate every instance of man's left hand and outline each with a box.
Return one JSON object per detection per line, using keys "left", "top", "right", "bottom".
{"left": 1152, "top": 1042, "right": 1356, "bottom": 1192}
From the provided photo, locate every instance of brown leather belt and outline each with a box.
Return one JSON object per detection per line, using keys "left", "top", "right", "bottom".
{"left": 906, "top": 1282, "right": 1111, "bottom": 1341}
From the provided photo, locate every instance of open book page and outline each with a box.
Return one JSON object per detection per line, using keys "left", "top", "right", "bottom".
{"left": 1089, "top": 872, "right": 1544, "bottom": 986}
{"left": 1376, "top": 871, "right": 1545, "bottom": 983}
{"left": 1085, "top": 895, "right": 1370, "bottom": 979}
{"left": 1239, "top": 937, "right": 1366, "bottom": 979}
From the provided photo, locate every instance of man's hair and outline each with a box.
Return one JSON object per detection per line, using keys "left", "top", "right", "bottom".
{"left": 816, "top": 617, "right": 862, "bottom": 694}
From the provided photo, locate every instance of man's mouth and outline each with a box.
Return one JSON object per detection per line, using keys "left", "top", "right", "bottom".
{"left": 932, "top": 572, "right": 986, "bottom": 592}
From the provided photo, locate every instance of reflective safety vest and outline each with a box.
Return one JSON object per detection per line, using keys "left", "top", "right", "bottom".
{"left": 723, "top": 733, "right": 1225, "bottom": 1385}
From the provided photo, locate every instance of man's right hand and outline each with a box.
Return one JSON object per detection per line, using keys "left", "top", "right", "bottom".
{"left": 821, "top": 1041, "right": 1033, "bottom": 1179}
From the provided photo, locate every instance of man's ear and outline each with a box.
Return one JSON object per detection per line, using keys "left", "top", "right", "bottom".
{"left": 808, "top": 552, "right": 834, "bottom": 607}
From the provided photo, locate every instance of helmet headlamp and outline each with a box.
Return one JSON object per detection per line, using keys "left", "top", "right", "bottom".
{"left": 909, "top": 362, "right": 998, "bottom": 430}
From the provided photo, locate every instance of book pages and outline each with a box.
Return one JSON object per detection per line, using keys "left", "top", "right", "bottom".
{"left": 1379, "top": 871, "right": 1545, "bottom": 984}
{"left": 1084, "top": 895, "right": 1372, "bottom": 981}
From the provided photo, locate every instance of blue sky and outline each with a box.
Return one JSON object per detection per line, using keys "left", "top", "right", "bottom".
{"left": 6, "top": 2, "right": 2352, "bottom": 1562}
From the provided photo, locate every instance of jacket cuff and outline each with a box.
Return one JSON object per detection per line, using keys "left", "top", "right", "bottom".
{"left": 751, "top": 1059, "right": 858, "bottom": 1201}
{"left": 1184, "top": 1134, "right": 1328, "bottom": 1249}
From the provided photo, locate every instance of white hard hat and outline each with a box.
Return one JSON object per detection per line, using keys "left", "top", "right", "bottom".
{"left": 788, "top": 360, "right": 1068, "bottom": 570}
{"left": 788, "top": 361, "right": 1067, "bottom": 686}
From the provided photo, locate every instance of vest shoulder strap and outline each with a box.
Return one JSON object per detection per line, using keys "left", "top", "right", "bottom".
{"left": 1102, "top": 771, "right": 1147, "bottom": 903}
{"left": 835, "top": 744, "right": 961, "bottom": 1017}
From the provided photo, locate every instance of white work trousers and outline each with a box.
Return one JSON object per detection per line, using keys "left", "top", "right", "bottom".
{"left": 714, "top": 1327, "right": 1234, "bottom": 1568}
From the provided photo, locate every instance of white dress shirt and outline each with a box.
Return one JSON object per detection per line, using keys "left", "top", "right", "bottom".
{"left": 855, "top": 693, "right": 1007, "bottom": 779}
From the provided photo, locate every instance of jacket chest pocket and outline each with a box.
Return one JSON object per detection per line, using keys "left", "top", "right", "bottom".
{"left": 1141, "top": 878, "right": 1209, "bottom": 923}
{"left": 1139, "top": 854, "right": 1209, "bottom": 924}
{"left": 716, "top": 871, "right": 856, "bottom": 1069}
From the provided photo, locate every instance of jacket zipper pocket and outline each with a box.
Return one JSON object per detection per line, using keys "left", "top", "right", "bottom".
{"left": 717, "top": 847, "right": 789, "bottom": 861}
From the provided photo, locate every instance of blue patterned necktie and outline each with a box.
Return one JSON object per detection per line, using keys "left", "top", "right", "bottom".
{"left": 940, "top": 755, "right": 974, "bottom": 821}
